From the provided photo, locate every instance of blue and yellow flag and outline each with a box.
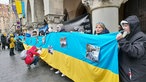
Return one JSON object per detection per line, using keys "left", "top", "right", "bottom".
{"left": 22, "top": 32, "right": 119, "bottom": 82}
{"left": 15, "top": 0, "right": 22, "bottom": 14}
{"left": 15, "top": 0, "right": 25, "bottom": 18}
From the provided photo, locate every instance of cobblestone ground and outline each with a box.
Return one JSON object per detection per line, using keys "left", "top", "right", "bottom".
{"left": 0, "top": 49, "right": 73, "bottom": 82}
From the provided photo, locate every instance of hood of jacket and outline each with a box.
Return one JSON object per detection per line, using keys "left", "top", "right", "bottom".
{"left": 124, "top": 15, "right": 141, "bottom": 39}
{"left": 100, "top": 27, "right": 110, "bottom": 34}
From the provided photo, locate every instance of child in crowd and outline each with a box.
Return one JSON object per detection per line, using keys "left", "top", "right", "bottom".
{"left": 25, "top": 46, "right": 41, "bottom": 69}
{"left": 9, "top": 34, "right": 16, "bottom": 56}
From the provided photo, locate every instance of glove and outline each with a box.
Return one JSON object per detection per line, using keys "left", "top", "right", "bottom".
{"left": 37, "top": 49, "right": 42, "bottom": 54}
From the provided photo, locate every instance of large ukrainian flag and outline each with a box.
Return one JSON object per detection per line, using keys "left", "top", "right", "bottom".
{"left": 22, "top": 32, "right": 119, "bottom": 82}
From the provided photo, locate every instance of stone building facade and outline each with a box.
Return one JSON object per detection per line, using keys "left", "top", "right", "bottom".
{"left": 0, "top": 4, "right": 9, "bottom": 33}
{"left": 0, "top": 3, "right": 16, "bottom": 34}
{"left": 19, "top": 0, "right": 146, "bottom": 33}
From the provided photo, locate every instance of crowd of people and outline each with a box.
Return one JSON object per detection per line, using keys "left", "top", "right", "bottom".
{"left": 0, "top": 32, "right": 41, "bottom": 69}
{"left": 0, "top": 33, "right": 24, "bottom": 55}
{"left": 0, "top": 15, "right": 146, "bottom": 81}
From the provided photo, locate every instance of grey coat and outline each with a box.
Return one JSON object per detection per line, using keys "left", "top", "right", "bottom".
{"left": 118, "top": 15, "right": 146, "bottom": 82}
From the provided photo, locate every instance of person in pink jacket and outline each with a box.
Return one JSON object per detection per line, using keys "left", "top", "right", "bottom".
{"left": 25, "top": 46, "right": 40, "bottom": 69}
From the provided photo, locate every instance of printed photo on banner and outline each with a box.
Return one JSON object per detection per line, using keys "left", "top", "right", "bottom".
{"left": 86, "top": 44, "right": 100, "bottom": 62}
{"left": 60, "top": 37, "right": 67, "bottom": 47}
{"left": 48, "top": 45, "right": 53, "bottom": 54}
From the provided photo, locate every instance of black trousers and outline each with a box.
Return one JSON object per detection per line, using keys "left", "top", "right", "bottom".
{"left": 2, "top": 43, "right": 5, "bottom": 50}
{"left": 10, "top": 48, "right": 15, "bottom": 56}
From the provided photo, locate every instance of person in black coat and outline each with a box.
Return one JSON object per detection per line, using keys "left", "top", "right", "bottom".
{"left": 15, "top": 38, "right": 24, "bottom": 51}
{"left": 1, "top": 34, "right": 6, "bottom": 50}
{"left": 116, "top": 15, "right": 146, "bottom": 82}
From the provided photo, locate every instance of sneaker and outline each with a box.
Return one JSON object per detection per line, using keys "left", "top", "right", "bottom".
{"left": 33, "top": 65, "right": 38, "bottom": 68}
{"left": 50, "top": 67, "right": 54, "bottom": 70}
{"left": 32, "top": 64, "right": 39, "bottom": 68}
{"left": 55, "top": 70, "right": 60, "bottom": 74}
{"left": 61, "top": 74, "right": 65, "bottom": 77}
{"left": 27, "top": 65, "right": 31, "bottom": 69}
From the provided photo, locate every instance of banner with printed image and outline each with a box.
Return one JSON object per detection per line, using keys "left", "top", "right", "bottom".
{"left": 21, "top": 32, "right": 119, "bottom": 82}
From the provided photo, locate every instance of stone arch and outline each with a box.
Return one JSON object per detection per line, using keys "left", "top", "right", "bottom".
{"left": 64, "top": 0, "right": 82, "bottom": 20}
{"left": 75, "top": 2, "right": 87, "bottom": 17}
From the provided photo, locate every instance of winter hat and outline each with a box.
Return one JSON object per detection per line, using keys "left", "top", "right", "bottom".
{"left": 10, "top": 34, "right": 14, "bottom": 37}
{"left": 120, "top": 20, "right": 129, "bottom": 27}
{"left": 96, "top": 22, "right": 106, "bottom": 29}
{"left": 3, "top": 33, "right": 7, "bottom": 36}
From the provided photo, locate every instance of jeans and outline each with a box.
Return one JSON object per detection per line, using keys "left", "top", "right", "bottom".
{"left": 32, "top": 56, "right": 39, "bottom": 65}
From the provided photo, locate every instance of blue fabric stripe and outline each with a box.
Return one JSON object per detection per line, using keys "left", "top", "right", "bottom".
{"left": 21, "top": 1, "right": 25, "bottom": 17}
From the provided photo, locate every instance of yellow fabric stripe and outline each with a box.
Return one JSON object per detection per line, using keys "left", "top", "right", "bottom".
{"left": 15, "top": 0, "right": 22, "bottom": 14}
{"left": 24, "top": 44, "right": 119, "bottom": 82}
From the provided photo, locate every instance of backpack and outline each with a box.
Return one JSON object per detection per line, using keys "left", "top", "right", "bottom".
{"left": 20, "top": 50, "right": 27, "bottom": 60}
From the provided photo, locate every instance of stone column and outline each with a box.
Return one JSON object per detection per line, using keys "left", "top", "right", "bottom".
{"left": 82, "top": 0, "right": 128, "bottom": 33}
{"left": 44, "top": 14, "right": 64, "bottom": 31}
{"left": 29, "top": 0, "right": 35, "bottom": 22}
{"left": 44, "top": 0, "right": 64, "bottom": 31}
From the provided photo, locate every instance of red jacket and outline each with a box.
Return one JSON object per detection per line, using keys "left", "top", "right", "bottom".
{"left": 25, "top": 46, "right": 40, "bottom": 65}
